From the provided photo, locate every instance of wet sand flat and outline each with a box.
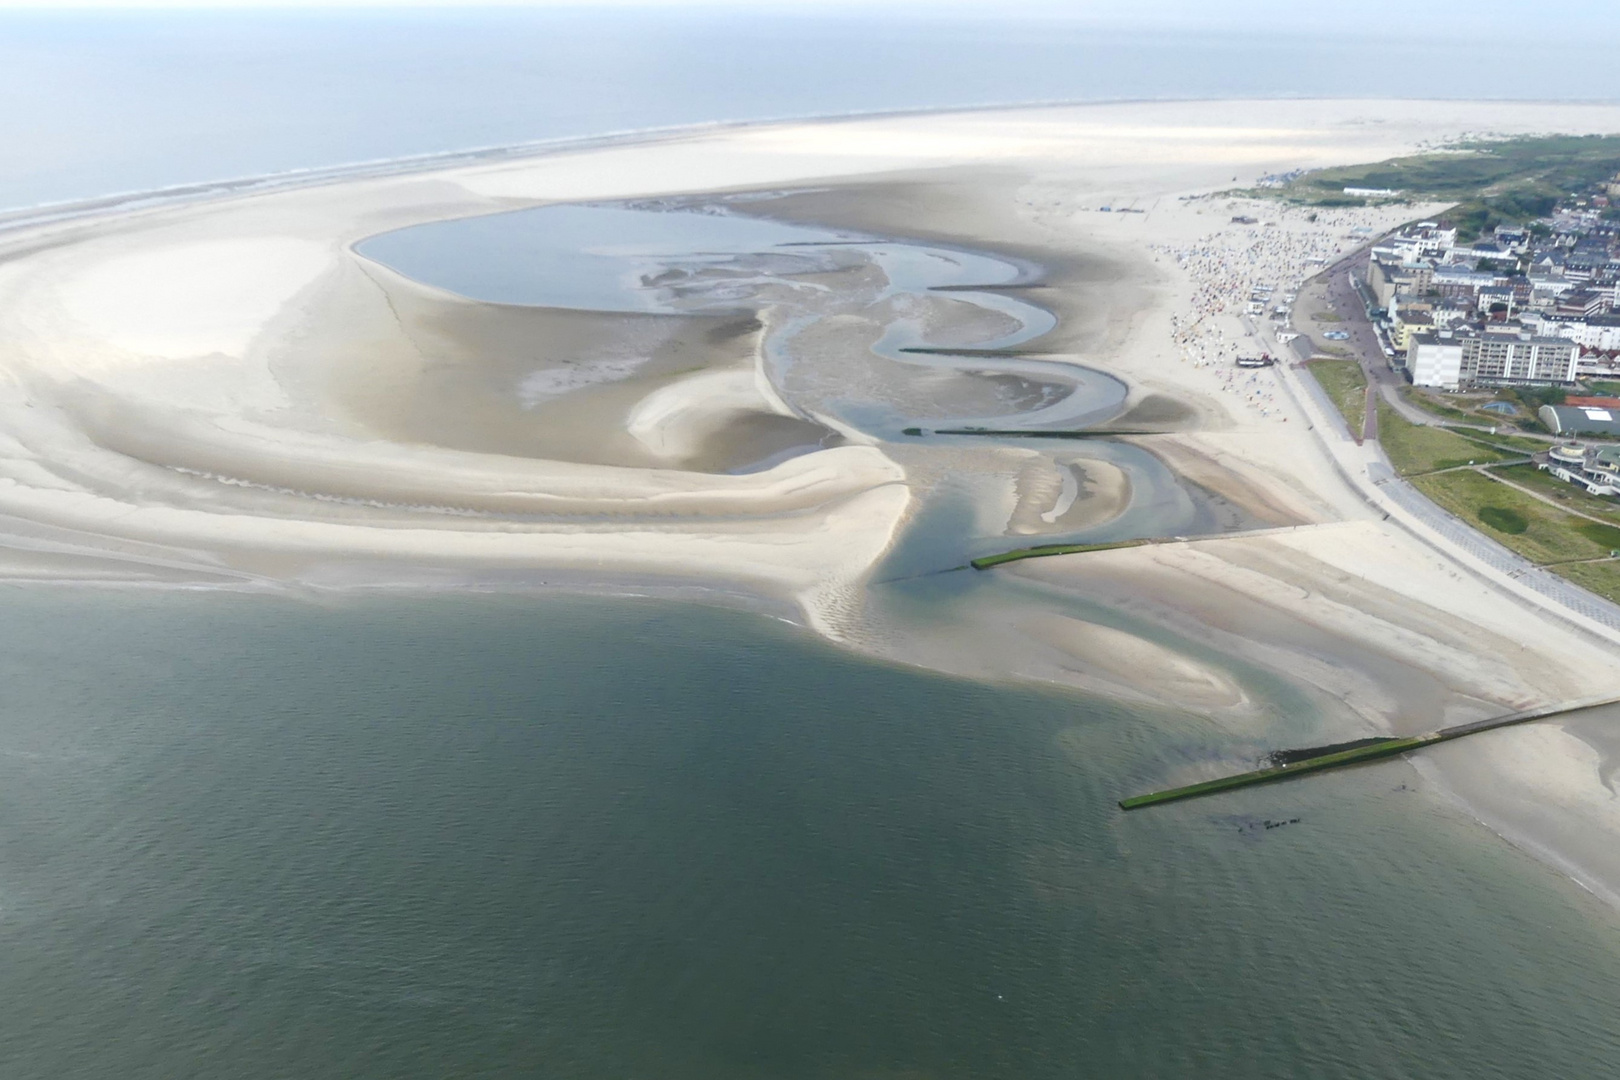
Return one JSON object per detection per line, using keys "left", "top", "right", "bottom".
{"left": 3, "top": 99, "right": 1620, "bottom": 903}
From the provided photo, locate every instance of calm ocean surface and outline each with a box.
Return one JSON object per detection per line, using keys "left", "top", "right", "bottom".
{"left": 6, "top": 11, "right": 1620, "bottom": 1076}
{"left": 3, "top": 589, "right": 1620, "bottom": 1079}
{"left": 2, "top": 9, "right": 1619, "bottom": 212}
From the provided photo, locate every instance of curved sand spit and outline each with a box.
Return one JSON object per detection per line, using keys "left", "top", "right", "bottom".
{"left": 3, "top": 99, "right": 1617, "bottom": 619}
{"left": 6, "top": 99, "right": 1620, "bottom": 898}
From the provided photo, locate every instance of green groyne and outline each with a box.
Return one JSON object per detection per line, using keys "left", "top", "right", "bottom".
{"left": 927, "top": 428, "right": 1161, "bottom": 439}
{"left": 970, "top": 538, "right": 1151, "bottom": 570}
{"left": 1119, "top": 736, "right": 1436, "bottom": 810}
{"left": 1119, "top": 694, "right": 1620, "bottom": 811}
{"left": 897, "top": 347, "right": 1045, "bottom": 357}
{"left": 970, "top": 526, "right": 1298, "bottom": 571}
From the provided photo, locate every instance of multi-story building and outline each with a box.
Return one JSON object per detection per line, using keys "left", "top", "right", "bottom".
{"left": 1379, "top": 221, "right": 1456, "bottom": 257}
{"left": 1450, "top": 240, "right": 1518, "bottom": 267}
{"left": 1431, "top": 303, "right": 1473, "bottom": 330}
{"left": 1408, "top": 330, "right": 1579, "bottom": 390}
{"left": 1476, "top": 283, "right": 1522, "bottom": 315}
{"left": 1389, "top": 309, "right": 1433, "bottom": 351}
{"left": 1459, "top": 331, "right": 1580, "bottom": 387}
{"left": 1366, "top": 255, "right": 1429, "bottom": 308}
{"left": 1432, "top": 264, "right": 1501, "bottom": 299}
{"left": 1555, "top": 288, "right": 1610, "bottom": 317}
{"left": 1407, "top": 332, "right": 1463, "bottom": 389}
{"left": 1539, "top": 443, "right": 1620, "bottom": 497}
{"left": 1528, "top": 273, "right": 1576, "bottom": 310}
{"left": 1493, "top": 225, "right": 1531, "bottom": 253}
{"left": 1533, "top": 313, "right": 1620, "bottom": 351}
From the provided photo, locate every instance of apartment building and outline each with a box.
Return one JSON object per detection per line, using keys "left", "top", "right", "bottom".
{"left": 1408, "top": 330, "right": 1578, "bottom": 390}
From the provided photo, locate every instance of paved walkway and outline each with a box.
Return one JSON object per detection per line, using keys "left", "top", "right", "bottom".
{"left": 1369, "top": 461, "right": 1620, "bottom": 632}
{"left": 1479, "top": 468, "right": 1620, "bottom": 529}
{"left": 1377, "top": 382, "right": 1451, "bottom": 427}
{"left": 1262, "top": 280, "right": 1620, "bottom": 641}
{"left": 1411, "top": 459, "right": 1534, "bottom": 478}
{"left": 1311, "top": 257, "right": 1502, "bottom": 434}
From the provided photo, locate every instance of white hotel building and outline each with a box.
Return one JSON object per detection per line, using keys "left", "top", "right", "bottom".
{"left": 1407, "top": 330, "right": 1579, "bottom": 391}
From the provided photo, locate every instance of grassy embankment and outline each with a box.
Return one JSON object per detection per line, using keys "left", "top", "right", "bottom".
{"left": 1249, "top": 134, "right": 1620, "bottom": 239}
{"left": 1495, "top": 463, "right": 1620, "bottom": 522}
{"left": 1396, "top": 388, "right": 1476, "bottom": 424}
{"left": 1306, "top": 360, "right": 1367, "bottom": 438}
{"left": 1377, "top": 405, "right": 1620, "bottom": 602}
{"left": 1394, "top": 390, "right": 1561, "bottom": 446}
{"left": 1375, "top": 401, "right": 1520, "bottom": 474}
{"left": 1464, "top": 430, "right": 1552, "bottom": 454}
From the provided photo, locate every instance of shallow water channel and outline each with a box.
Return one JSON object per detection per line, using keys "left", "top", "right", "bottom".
{"left": 359, "top": 198, "right": 1213, "bottom": 567}
{"left": 357, "top": 197, "right": 1126, "bottom": 438}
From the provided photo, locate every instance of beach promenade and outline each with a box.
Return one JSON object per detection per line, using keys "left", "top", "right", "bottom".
{"left": 1272, "top": 242, "right": 1620, "bottom": 639}
{"left": 1269, "top": 295, "right": 1620, "bottom": 639}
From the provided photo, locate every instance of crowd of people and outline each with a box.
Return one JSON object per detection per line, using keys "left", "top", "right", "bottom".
{"left": 1152, "top": 203, "right": 1386, "bottom": 421}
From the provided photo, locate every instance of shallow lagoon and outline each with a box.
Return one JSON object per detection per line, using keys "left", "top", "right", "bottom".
{"left": 356, "top": 199, "right": 1125, "bottom": 439}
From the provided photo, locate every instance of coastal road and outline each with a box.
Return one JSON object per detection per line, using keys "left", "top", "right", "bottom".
{"left": 1260, "top": 269, "right": 1620, "bottom": 641}
{"left": 1294, "top": 247, "right": 1391, "bottom": 440}
{"left": 1318, "top": 251, "right": 1406, "bottom": 438}
{"left": 1308, "top": 248, "right": 1481, "bottom": 434}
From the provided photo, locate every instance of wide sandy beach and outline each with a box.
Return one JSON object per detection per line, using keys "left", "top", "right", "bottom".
{"left": 4, "top": 99, "right": 1620, "bottom": 901}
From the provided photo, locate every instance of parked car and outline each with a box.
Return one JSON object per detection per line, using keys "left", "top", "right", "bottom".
{"left": 1323, "top": 330, "right": 1350, "bottom": 341}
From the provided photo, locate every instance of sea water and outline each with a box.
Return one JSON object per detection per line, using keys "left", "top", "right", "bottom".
{"left": 2, "top": 589, "right": 1619, "bottom": 1078}
{"left": 3, "top": 8, "right": 1620, "bottom": 213}
{"left": 7, "top": 10, "right": 1620, "bottom": 1077}
{"left": 357, "top": 200, "right": 1118, "bottom": 438}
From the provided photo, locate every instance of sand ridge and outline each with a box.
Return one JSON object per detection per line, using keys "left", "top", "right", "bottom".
{"left": 5, "top": 98, "right": 1620, "bottom": 898}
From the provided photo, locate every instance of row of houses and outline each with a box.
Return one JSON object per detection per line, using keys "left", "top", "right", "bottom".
{"left": 1372, "top": 179, "right": 1620, "bottom": 390}
{"left": 1529, "top": 312, "right": 1620, "bottom": 351}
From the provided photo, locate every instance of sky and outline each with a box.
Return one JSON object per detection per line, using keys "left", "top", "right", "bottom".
{"left": 1, "top": 0, "right": 1617, "bottom": 40}
{"left": 1, "top": 0, "right": 1615, "bottom": 211}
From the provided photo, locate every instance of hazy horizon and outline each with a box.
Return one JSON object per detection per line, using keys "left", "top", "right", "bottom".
{"left": 2, "top": 6, "right": 1618, "bottom": 212}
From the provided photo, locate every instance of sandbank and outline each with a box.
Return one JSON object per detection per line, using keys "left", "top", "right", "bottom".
{"left": 4, "top": 98, "right": 1620, "bottom": 898}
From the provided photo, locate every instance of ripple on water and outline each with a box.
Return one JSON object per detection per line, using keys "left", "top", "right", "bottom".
{"left": 5, "top": 590, "right": 1618, "bottom": 1078}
